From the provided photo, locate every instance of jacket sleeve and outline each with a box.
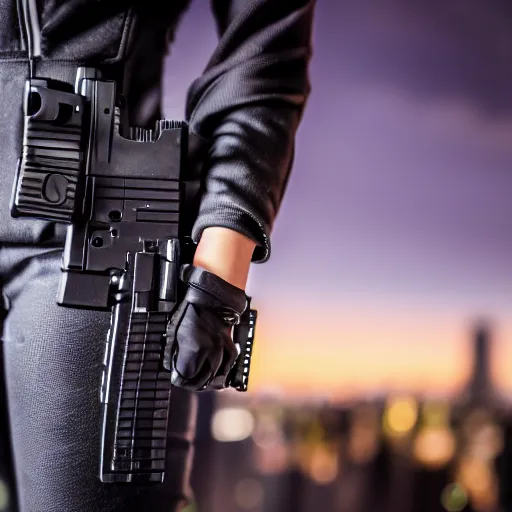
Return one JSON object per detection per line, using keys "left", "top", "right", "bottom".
{"left": 185, "top": 0, "right": 315, "bottom": 263}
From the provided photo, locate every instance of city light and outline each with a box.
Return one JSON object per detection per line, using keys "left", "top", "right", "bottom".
{"left": 383, "top": 396, "right": 418, "bottom": 437}
{"left": 180, "top": 502, "right": 197, "bottom": 512}
{"left": 0, "top": 478, "right": 8, "bottom": 511}
{"left": 252, "top": 410, "right": 284, "bottom": 449}
{"left": 441, "top": 483, "right": 468, "bottom": 512}
{"left": 457, "top": 457, "right": 497, "bottom": 511}
{"left": 309, "top": 446, "right": 339, "bottom": 485}
{"left": 467, "top": 422, "right": 503, "bottom": 462}
{"left": 413, "top": 427, "right": 456, "bottom": 469}
{"left": 413, "top": 401, "right": 456, "bottom": 469}
{"left": 254, "top": 439, "right": 290, "bottom": 475}
{"left": 348, "top": 405, "right": 380, "bottom": 464}
{"left": 211, "top": 407, "right": 255, "bottom": 442}
{"left": 422, "top": 401, "right": 450, "bottom": 426}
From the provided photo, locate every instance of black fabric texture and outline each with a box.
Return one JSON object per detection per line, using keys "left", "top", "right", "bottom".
{"left": 39, "top": 1, "right": 129, "bottom": 62}
{"left": 0, "top": 2, "right": 22, "bottom": 56}
{"left": 0, "top": 294, "right": 18, "bottom": 512}
{"left": 39, "top": 1, "right": 191, "bottom": 64}
{"left": 0, "top": 245, "right": 197, "bottom": 512}
{"left": 186, "top": 0, "right": 315, "bottom": 262}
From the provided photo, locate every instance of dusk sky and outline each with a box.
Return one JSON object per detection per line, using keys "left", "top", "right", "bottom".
{"left": 163, "top": 0, "right": 512, "bottom": 400}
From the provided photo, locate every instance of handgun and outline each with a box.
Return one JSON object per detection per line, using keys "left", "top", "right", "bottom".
{"left": 10, "top": 67, "right": 256, "bottom": 484}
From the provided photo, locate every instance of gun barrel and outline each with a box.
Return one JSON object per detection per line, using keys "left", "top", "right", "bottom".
{"left": 159, "top": 238, "right": 180, "bottom": 305}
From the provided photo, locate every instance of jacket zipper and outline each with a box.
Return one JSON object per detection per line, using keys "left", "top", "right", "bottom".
{"left": 18, "top": 0, "right": 41, "bottom": 59}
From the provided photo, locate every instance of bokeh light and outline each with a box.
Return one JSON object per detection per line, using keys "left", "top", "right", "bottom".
{"left": 309, "top": 446, "right": 339, "bottom": 485}
{"left": 383, "top": 396, "right": 418, "bottom": 437}
{"left": 413, "top": 427, "right": 456, "bottom": 469}
{"left": 211, "top": 408, "right": 255, "bottom": 442}
{"left": 348, "top": 405, "right": 380, "bottom": 464}
{"left": 456, "top": 458, "right": 497, "bottom": 510}
{"left": 0, "top": 478, "right": 8, "bottom": 512}
{"left": 441, "top": 483, "right": 468, "bottom": 512}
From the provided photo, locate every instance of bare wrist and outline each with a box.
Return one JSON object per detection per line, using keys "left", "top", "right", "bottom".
{"left": 192, "top": 227, "right": 256, "bottom": 289}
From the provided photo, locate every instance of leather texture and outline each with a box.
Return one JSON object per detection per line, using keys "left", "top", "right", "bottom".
{"left": 164, "top": 265, "right": 247, "bottom": 392}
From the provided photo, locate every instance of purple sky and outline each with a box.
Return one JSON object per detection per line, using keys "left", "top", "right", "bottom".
{"left": 162, "top": 0, "right": 512, "bottom": 398}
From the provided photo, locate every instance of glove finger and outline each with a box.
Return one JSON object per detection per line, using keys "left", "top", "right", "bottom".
{"left": 172, "top": 302, "right": 211, "bottom": 379}
{"left": 163, "top": 300, "right": 188, "bottom": 371}
{"left": 172, "top": 347, "right": 223, "bottom": 391}
{"left": 171, "top": 368, "right": 208, "bottom": 391}
{"left": 173, "top": 303, "right": 225, "bottom": 381}
{"left": 207, "top": 343, "right": 239, "bottom": 390}
{"left": 174, "top": 343, "right": 208, "bottom": 381}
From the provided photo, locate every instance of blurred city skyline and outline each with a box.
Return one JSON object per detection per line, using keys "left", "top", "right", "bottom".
{"left": 163, "top": 0, "right": 512, "bottom": 401}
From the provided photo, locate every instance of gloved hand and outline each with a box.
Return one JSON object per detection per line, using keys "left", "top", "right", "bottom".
{"left": 163, "top": 264, "right": 248, "bottom": 391}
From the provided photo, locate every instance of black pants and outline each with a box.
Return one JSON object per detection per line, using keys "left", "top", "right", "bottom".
{"left": 0, "top": 242, "right": 197, "bottom": 512}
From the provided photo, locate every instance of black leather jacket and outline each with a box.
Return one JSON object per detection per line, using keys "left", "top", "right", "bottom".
{"left": 0, "top": 0, "right": 314, "bottom": 262}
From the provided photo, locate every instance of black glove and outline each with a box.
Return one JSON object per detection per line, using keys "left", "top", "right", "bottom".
{"left": 163, "top": 264, "right": 248, "bottom": 391}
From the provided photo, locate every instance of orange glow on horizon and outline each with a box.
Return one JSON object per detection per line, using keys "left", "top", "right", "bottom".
{"left": 245, "top": 303, "right": 512, "bottom": 401}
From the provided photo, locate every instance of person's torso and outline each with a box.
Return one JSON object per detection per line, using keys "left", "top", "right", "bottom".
{"left": 2, "top": 0, "right": 191, "bottom": 67}
{"left": 0, "top": 0, "right": 191, "bottom": 245}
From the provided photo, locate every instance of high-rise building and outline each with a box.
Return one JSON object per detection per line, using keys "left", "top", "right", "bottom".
{"left": 459, "top": 322, "right": 500, "bottom": 408}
